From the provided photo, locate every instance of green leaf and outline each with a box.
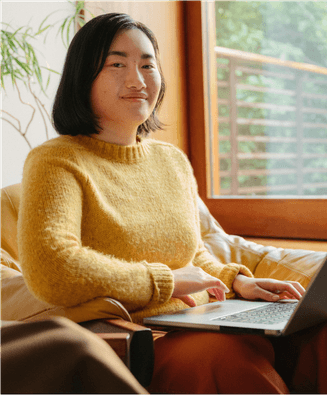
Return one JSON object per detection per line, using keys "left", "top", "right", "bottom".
{"left": 66, "top": 16, "right": 74, "bottom": 46}
{"left": 41, "top": 66, "right": 60, "bottom": 75}
{"left": 10, "top": 26, "right": 25, "bottom": 38}
{"left": 13, "top": 57, "right": 32, "bottom": 75}
{"left": 45, "top": 73, "right": 51, "bottom": 90}
{"left": 37, "top": 11, "right": 57, "bottom": 34}
{"left": 35, "top": 24, "right": 52, "bottom": 37}
{"left": 59, "top": 16, "right": 69, "bottom": 45}
{"left": 1, "top": 0, "right": 90, "bottom": 91}
{"left": 76, "top": 1, "right": 85, "bottom": 13}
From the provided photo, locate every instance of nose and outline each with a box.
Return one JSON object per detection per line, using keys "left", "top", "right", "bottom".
{"left": 125, "top": 65, "right": 146, "bottom": 90}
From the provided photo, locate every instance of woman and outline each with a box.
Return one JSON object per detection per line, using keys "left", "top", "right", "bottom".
{"left": 18, "top": 13, "right": 326, "bottom": 394}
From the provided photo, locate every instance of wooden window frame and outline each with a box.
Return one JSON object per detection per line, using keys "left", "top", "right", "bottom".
{"left": 185, "top": 1, "right": 327, "bottom": 241}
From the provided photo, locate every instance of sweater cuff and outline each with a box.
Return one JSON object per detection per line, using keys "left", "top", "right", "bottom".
{"left": 218, "top": 263, "right": 253, "bottom": 299}
{"left": 144, "top": 262, "right": 174, "bottom": 304}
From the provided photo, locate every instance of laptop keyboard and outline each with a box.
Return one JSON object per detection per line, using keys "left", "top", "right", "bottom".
{"left": 212, "top": 302, "right": 297, "bottom": 325}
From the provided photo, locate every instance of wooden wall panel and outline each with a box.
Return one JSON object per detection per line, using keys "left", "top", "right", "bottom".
{"left": 85, "top": 1, "right": 189, "bottom": 154}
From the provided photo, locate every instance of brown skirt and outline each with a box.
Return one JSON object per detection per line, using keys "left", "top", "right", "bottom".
{"left": 149, "top": 323, "right": 327, "bottom": 394}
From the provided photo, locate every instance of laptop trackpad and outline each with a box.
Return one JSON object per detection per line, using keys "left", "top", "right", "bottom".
{"left": 176, "top": 300, "right": 271, "bottom": 320}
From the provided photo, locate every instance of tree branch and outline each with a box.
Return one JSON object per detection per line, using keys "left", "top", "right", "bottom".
{"left": 14, "top": 81, "right": 36, "bottom": 137}
{"left": 1, "top": 116, "right": 21, "bottom": 133}
{"left": 1, "top": 117, "right": 33, "bottom": 149}
{"left": 28, "top": 79, "right": 50, "bottom": 140}
{"left": 15, "top": 81, "right": 35, "bottom": 112}
{"left": 0, "top": 110, "right": 21, "bottom": 131}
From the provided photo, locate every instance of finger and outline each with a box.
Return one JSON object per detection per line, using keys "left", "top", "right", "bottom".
{"left": 278, "top": 291, "right": 297, "bottom": 300}
{"left": 287, "top": 281, "right": 305, "bottom": 296}
{"left": 277, "top": 283, "right": 302, "bottom": 300}
{"left": 214, "top": 288, "right": 226, "bottom": 301}
{"left": 203, "top": 279, "right": 230, "bottom": 294}
{"left": 207, "top": 282, "right": 230, "bottom": 294}
{"left": 208, "top": 288, "right": 226, "bottom": 301}
{"left": 212, "top": 280, "right": 230, "bottom": 293}
{"left": 178, "top": 295, "right": 197, "bottom": 308}
{"left": 259, "top": 280, "right": 303, "bottom": 300}
{"left": 254, "top": 288, "right": 281, "bottom": 302}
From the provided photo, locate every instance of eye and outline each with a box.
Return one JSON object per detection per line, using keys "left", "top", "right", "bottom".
{"left": 142, "top": 64, "right": 156, "bottom": 70}
{"left": 111, "top": 63, "right": 124, "bottom": 68}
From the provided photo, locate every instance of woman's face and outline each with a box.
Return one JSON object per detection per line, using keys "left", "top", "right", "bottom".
{"left": 90, "top": 28, "right": 162, "bottom": 135}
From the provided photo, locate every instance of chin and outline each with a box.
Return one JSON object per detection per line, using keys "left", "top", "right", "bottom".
{"left": 131, "top": 112, "right": 150, "bottom": 125}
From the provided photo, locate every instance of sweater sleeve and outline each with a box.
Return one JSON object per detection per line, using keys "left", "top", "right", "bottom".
{"left": 18, "top": 150, "right": 174, "bottom": 309}
{"left": 192, "top": 243, "right": 253, "bottom": 298}
{"left": 188, "top": 165, "right": 253, "bottom": 298}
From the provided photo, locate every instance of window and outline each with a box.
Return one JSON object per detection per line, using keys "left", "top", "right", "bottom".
{"left": 216, "top": 1, "right": 327, "bottom": 197}
{"left": 185, "top": 2, "right": 327, "bottom": 240}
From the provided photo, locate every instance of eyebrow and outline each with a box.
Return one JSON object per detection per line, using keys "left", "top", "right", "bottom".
{"left": 107, "top": 51, "right": 155, "bottom": 60}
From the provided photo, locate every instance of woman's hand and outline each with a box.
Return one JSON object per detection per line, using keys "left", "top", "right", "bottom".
{"left": 172, "top": 266, "right": 229, "bottom": 307}
{"left": 232, "top": 275, "right": 305, "bottom": 302}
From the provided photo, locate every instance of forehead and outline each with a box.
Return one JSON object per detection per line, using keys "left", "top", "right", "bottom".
{"left": 109, "top": 28, "right": 156, "bottom": 57}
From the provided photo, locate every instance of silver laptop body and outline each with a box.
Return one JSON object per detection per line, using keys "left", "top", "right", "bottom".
{"left": 144, "top": 256, "right": 327, "bottom": 337}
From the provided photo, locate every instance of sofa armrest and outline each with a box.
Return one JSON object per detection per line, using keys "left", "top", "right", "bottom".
{"left": 1, "top": 259, "right": 132, "bottom": 323}
{"left": 80, "top": 319, "right": 154, "bottom": 388}
{"left": 96, "top": 332, "right": 130, "bottom": 362}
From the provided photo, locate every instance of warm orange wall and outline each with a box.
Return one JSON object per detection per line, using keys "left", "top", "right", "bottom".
{"left": 85, "top": 2, "right": 189, "bottom": 155}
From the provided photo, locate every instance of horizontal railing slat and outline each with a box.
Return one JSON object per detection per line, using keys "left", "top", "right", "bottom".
{"left": 219, "top": 135, "right": 327, "bottom": 144}
{"left": 220, "top": 181, "right": 327, "bottom": 195}
{"left": 215, "top": 46, "right": 327, "bottom": 76}
{"left": 236, "top": 84, "right": 296, "bottom": 96}
{"left": 236, "top": 65, "right": 295, "bottom": 80}
{"left": 215, "top": 48, "right": 327, "bottom": 196}
{"left": 218, "top": 99, "right": 327, "bottom": 115}
{"left": 220, "top": 167, "right": 327, "bottom": 177}
{"left": 302, "top": 92, "right": 327, "bottom": 100}
{"left": 220, "top": 152, "right": 327, "bottom": 159}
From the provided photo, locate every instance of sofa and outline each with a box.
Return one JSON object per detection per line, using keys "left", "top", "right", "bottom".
{"left": 2, "top": 183, "right": 326, "bottom": 324}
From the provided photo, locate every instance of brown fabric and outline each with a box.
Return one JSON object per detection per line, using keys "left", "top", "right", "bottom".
{"left": 148, "top": 325, "right": 327, "bottom": 394}
{"left": 272, "top": 322, "right": 327, "bottom": 394}
{"left": 1, "top": 317, "right": 147, "bottom": 394}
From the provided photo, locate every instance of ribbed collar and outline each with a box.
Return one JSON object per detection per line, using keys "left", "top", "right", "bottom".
{"left": 69, "top": 135, "right": 151, "bottom": 163}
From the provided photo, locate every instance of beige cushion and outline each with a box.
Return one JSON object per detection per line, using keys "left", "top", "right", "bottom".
{"left": 1, "top": 266, "right": 132, "bottom": 323}
{"left": 253, "top": 249, "right": 325, "bottom": 288}
{"left": 1, "top": 248, "right": 22, "bottom": 274}
{"left": 1, "top": 184, "right": 20, "bottom": 261}
{"left": 198, "top": 197, "right": 326, "bottom": 288}
{"left": 1, "top": 248, "right": 132, "bottom": 322}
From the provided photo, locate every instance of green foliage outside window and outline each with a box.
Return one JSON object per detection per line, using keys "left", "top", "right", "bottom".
{"left": 215, "top": 1, "right": 327, "bottom": 196}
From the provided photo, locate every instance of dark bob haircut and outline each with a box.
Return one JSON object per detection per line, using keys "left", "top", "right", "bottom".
{"left": 52, "top": 13, "right": 166, "bottom": 137}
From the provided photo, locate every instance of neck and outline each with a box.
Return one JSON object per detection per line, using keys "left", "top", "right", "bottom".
{"left": 92, "top": 122, "right": 138, "bottom": 146}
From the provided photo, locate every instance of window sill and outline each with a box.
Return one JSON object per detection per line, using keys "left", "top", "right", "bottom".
{"left": 245, "top": 237, "right": 327, "bottom": 252}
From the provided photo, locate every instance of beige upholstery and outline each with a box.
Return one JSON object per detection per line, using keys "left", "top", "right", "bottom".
{"left": 198, "top": 198, "right": 326, "bottom": 287}
{"left": 1, "top": 183, "right": 326, "bottom": 323}
{"left": 1, "top": 184, "right": 20, "bottom": 261}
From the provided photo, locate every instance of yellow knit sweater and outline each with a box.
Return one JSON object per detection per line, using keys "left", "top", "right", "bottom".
{"left": 18, "top": 135, "right": 252, "bottom": 323}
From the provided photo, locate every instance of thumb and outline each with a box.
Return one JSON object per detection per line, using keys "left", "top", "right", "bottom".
{"left": 178, "top": 295, "right": 197, "bottom": 307}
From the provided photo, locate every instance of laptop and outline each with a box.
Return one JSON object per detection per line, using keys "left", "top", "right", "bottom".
{"left": 144, "top": 255, "right": 327, "bottom": 337}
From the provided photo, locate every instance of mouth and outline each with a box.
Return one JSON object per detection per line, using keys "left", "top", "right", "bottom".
{"left": 121, "top": 93, "right": 148, "bottom": 101}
